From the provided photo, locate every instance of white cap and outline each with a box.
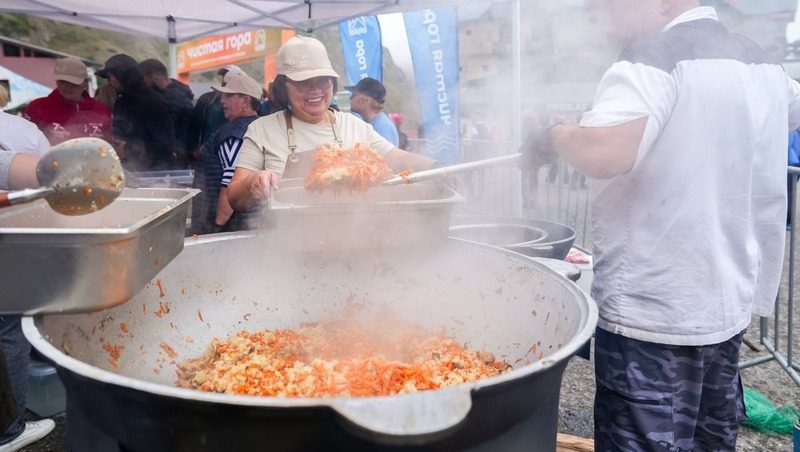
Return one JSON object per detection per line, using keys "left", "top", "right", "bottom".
{"left": 212, "top": 70, "right": 263, "bottom": 99}
{"left": 277, "top": 36, "right": 339, "bottom": 82}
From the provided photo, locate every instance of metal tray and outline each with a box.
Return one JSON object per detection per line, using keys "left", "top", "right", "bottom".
{"left": 0, "top": 187, "right": 198, "bottom": 314}
{"left": 268, "top": 179, "right": 464, "bottom": 252}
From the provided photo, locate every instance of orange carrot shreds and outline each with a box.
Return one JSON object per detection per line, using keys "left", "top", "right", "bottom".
{"left": 155, "top": 279, "right": 166, "bottom": 297}
{"left": 102, "top": 341, "right": 124, "bottom": 368}
{"left": 160, "top": 342, "right": 178, "bottom": 359}
{"left": 154, "top": 302, "right": 171, "bottom": 318}
{"left": 398, "top": 169, "right": 413, "bottom": 183}
{"left": 304, "top": 143, "right": 393, "bottom": 193}
{"left": 175, "top": 322, "right": 511, "bottom": 398}
{"left": 120, "top": 322, "right": 129, "bottom": 333}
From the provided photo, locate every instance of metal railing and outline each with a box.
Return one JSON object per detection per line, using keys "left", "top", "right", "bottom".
{"left": 740, "top": 166, "right": 800, "bottom": 385}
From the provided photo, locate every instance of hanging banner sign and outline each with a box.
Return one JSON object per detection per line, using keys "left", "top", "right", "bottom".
{"left": 404, "top": 7, "right": 460, "bottom": 164}
{"left": 177, "top": 29, "right": 285, "bottom": 74}
{"left": 339, "top": 16, "right": 383, "bottom": 85}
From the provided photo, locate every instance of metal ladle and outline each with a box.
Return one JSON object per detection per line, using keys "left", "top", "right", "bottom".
{"left": 382, "top": 153, "right": 521, "bottom": 186}
{"left": 0, "top": 137, "right": 125, "bottom": 215}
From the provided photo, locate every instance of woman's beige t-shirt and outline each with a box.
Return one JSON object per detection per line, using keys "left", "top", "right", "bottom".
{"left": 237, "top": 110, "right": 395, "bottom": 174}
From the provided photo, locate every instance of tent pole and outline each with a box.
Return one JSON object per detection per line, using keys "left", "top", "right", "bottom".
{"left": 511, "top": 0, "right": 522, "bottom": 217}
{"left": 167, "top": 15, "right": 178, "bottom": 78}
{"left": 169, "top": 43, "right": 177, "bottom": 78}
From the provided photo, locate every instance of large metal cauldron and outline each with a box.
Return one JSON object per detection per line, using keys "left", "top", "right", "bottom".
{"left": 23, "top": 233, "right": 596, "bottom": 452}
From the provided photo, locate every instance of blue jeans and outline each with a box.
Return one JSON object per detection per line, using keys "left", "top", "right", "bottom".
{"left": 0, "top": 316, "right": 30, "bottom": 445}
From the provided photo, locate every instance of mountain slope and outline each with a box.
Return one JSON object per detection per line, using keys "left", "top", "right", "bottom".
{"left": 0, "top": 13, "right": 167, "bottom": 64}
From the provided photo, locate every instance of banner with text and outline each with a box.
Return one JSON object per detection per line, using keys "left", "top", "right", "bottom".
{"left": 176, "top": 29, "right": 286, "bottom": 75}
{"left": 404, "top": 7, "right": 460, "bottom": 164}
{"left": 339, "top": 16, "right": 383, "bottom": 85}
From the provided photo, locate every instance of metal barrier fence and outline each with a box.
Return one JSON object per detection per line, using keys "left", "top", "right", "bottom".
{"left": 740, "top": 166, "right": 800, "bottom": 385}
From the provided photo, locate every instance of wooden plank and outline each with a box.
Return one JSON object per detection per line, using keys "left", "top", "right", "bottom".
{"left": 556, "top": 433, "right": 594, "bottom": 452}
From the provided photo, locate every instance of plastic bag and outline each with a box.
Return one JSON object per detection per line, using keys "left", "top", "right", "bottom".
{"left": 742, "top": 387, "right": 800, "bottom": 435}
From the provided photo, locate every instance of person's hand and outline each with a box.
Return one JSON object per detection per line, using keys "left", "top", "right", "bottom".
{"left": 249, "top": 170, "right": 279, "bottom": 201}
{"left": 519, "top": 125, "right": 559, "bottom": 170}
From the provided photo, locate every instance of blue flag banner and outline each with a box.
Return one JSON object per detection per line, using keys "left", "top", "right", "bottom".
{"left": 339, "top": 16, "right": 383, "bottom": 85}
{"left": 404, "top": 7, "right": 460, "bottom": 164}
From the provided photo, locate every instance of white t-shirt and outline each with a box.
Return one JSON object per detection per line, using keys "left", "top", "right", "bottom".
{"left": 237, "top": 109, "right": 395, "bottom": 174}
{"left": 582, "top": 7, "right": 800, "bottom": 345}
{"left": 0, "top": 151, "right": 20, "bottom": 190}
{"left": 0, "top": 111, "right": 50, "bottom": 156}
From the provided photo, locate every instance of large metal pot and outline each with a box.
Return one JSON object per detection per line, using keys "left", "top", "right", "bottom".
{"left": 23, "top": 233, "right": 596, "bottom": 451}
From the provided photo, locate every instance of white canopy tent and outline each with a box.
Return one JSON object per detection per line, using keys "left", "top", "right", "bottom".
{"left": 1, "top": 0, "right": 471, "bottom": 41}
{"left": 1, "top": 0, "right": 524, "bottom": 213}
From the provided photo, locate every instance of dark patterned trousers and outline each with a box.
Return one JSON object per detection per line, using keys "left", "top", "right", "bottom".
{"left": 594, "top": 328, "right": 747, "bottom": 452}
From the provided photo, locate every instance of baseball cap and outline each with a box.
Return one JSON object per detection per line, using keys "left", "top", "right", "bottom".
{"left": 96, "top": 54, "right": 138, "bottom": 78}
{"left": 213, "top": 70, "right": 263, "bottom": 100}
{"left": 217, "top": 65, "right": 242, "bottom": 77}
{"left": 345, "top": 77, "right": 386, "bottom": 104}
{"left": 54, "top": 57, "right": 88, "bottom": 85}
{"left": 277, "top": 36, "right": 339, "bottom": 82}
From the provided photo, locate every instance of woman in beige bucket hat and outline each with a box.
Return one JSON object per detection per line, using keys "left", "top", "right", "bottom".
{"left": 228, "top": 36, "right": 436, "bottom": 210}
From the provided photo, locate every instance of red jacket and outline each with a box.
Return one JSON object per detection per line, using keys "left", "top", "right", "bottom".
{"left": 24, "top": 89, "right": 112, "bottom": 145}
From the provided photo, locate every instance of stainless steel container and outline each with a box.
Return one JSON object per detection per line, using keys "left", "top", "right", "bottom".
{"left": 270, "top": 180, "right": 463, "bottom": 251}
{"left": 449, "top": 217, "right": 576, "bottom": 260}
{"left": 0, "top": 187, "right": 197, "bottom": 314}
{"left": 23, "top": 233, "right": 596, "bottom": 451}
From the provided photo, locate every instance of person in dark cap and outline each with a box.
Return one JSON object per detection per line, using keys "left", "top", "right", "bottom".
{"left": 346, "top": 77, "right": 399, "bottom": 146}
{"left": 98, "top": 53, "right": 177, "bottom": 171}
{"left": 139, "top": 58, "right": 194, "bottom": 169}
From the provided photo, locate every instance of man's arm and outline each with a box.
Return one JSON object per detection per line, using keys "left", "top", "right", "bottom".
{"left": 6, "top": 153, "right": 39, "bottom": 189}
{"left": 550, "top": 117, "right": 648, "bottom": 179}
{"left": 214, "top": 186, "right": 235, "bottom": 228}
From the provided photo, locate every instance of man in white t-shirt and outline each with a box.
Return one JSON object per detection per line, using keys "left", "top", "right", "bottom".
{"left": 524, "top": 0, "right": 800, "bottom": 450}
{"left": 0, "top": 112, "right": 49, "bottom": 155}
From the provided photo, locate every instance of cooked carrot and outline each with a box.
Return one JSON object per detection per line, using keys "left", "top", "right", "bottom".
{"left": 175, "top": 322, "right": 511, "bottom": 397}
{"left": 304, "top": 143, "right": 392, "bottom": 193}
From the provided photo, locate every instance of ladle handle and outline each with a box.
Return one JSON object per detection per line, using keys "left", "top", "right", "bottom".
{"left": 384, "top": 153, "right": 522, "bottom": 185}
{"left": 0, "top": 187, "right": 54, "bottom": 208}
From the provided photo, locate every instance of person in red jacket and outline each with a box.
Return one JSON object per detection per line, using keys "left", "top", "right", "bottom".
{"left": 24, "top": 57, "right": 111, "bottom": 145}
